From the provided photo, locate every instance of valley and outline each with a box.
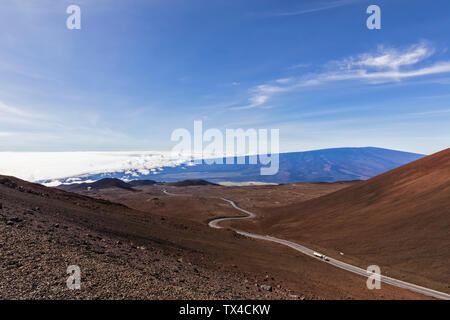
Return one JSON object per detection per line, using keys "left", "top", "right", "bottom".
{"left": 1, "top": 149, "right": 448, "bottom": 300}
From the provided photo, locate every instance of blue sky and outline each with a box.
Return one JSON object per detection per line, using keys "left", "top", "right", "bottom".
{"left": 0, "top": 0, "right": 449, "bottom": 154}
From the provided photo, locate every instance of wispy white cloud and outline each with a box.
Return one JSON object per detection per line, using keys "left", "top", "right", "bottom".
{"left": 288, "top": 63, "right": 310, "bottom": 70}
{"left": 0, "top": 100, "right": 142, "bottom": 151}
{"left": 275, "top": 78, "right": 293, "bottom": 84}
{"left": 0, "top": 100, "right": 50, "bottom": 123}
{"left": 347, "top": 43, "right": 433, "bottom": 70}
{"left": 235, "top": 42, "right": 450, "bottom": 110}
{"left": 311, "top": 42, "right": 450, "bottom": 84}
{"left": 231, "top": 94, "right": 270, "bottom": 110}
{"left": 407, "top": 109, "right": 450, "bottom": 117}
{"left": 321, "top": 61, "right": 450, "bottom": 82}
{"left": 0, "top": 101, "right": 35, "bottom": 118}
{"left": 261, "top": 0, "right": 360, "bottom": 17}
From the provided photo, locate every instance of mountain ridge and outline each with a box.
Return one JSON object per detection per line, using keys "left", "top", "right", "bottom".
{"left": 44, "top": 147, "right": 425, "bottom": 185}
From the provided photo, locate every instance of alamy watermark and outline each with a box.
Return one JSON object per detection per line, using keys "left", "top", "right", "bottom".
{"left": 366, "top": 5, "right": 381, "bottom": 30}
{"left": 66, "top": 5, "right": 81, "bottom": 30}
{"left": 171, "top": 121, "right": 280, "bottom": 175}
{"left": 66, "top": 265, "right": 81, "bottom": 290}
{"left": 366, "top": 265, "right": 381, "bottom": 290}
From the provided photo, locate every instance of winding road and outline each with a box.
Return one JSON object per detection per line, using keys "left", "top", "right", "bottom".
{"left": 163, "top": 189, "right": 450, "bottom": 300}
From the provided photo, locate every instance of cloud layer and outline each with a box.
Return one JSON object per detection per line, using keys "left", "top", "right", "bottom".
{"left": 0, "top": 151, "right": 196, "bottom": 185}
{"left": 237, "top": 42, "right": 450, "bottom": 110}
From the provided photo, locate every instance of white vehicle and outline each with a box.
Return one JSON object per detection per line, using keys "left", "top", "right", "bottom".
{"left": 313, "top": 252, "right": 330, "bottom": 261}
{"left": 313, "top": 252, "right": 323, "bottom": 258}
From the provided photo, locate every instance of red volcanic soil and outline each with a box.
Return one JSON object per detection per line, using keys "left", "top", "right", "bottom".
{"left": 233, "top": 149, "right": 450, "bottom": 293}
{"left": 0, "top": 175, "right": 426, "bottom": 299}
{"left": 0, "top": 175, "right": 285, "bottom": 299}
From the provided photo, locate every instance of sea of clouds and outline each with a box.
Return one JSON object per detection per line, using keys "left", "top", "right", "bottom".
{"left": 0, "top": 151, "right": 202, "bottom": 186}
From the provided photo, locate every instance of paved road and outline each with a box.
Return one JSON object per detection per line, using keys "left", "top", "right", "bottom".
{"left": 163, "top": 189, "right": 450, "bottom": 300}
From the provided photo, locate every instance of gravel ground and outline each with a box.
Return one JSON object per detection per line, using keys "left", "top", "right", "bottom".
{"left": 0, "top": 176, "right": 297, "bottom": 300}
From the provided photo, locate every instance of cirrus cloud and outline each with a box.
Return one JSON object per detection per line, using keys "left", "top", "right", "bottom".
{"left": 235, "top": 42, "right": 450, "bottom": 110}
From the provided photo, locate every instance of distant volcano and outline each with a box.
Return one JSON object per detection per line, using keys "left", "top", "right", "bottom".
{"left": 47, "top": 147, "right": 424, "bottom": 186}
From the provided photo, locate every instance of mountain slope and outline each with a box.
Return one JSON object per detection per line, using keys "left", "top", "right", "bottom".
{"left": 1, "top": 174, "right": 425, "bottom": 299}
{"left": 248, "top": 148, "right": 449, "bottom": 292}
{"left": 57, "top": 178, "right": 137, "bottom": 192}
{"left": 136, "top": 147, "right": 425, "bottom": 183}
{"left": 0, "top": 175, "right": 295, "bottom": 299}
{"left": 48, "top": 147, "right": 424, "bottom": 185}
{"left": 128, "top": 179, "right": 157, "bottom": 187}
{"left": 167, "top": 179, "right": 219, "bottom": 187}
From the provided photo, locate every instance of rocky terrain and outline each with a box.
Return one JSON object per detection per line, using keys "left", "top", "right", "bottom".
{"left": 1, "top": 160, "right": 437, "bottom": 300}
{"left": 35, "top": 176, "right": 428, "bottom": 299}
{"left": 0, "top": 176, "right": 293, "bottom": 299}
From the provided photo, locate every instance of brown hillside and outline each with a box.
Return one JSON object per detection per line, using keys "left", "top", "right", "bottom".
{"left": 249, "top": 149, "right": 450, "bottom": 292}
{"left": 0, "top": 175, "right": 425, "bottom": 299}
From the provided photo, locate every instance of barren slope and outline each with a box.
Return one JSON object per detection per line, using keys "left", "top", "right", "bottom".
{"left": 0, "top": 175, "right": 429, "bottom": 299}
{"left": 234, "top": 149, "right": 449, "bottom": 292}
